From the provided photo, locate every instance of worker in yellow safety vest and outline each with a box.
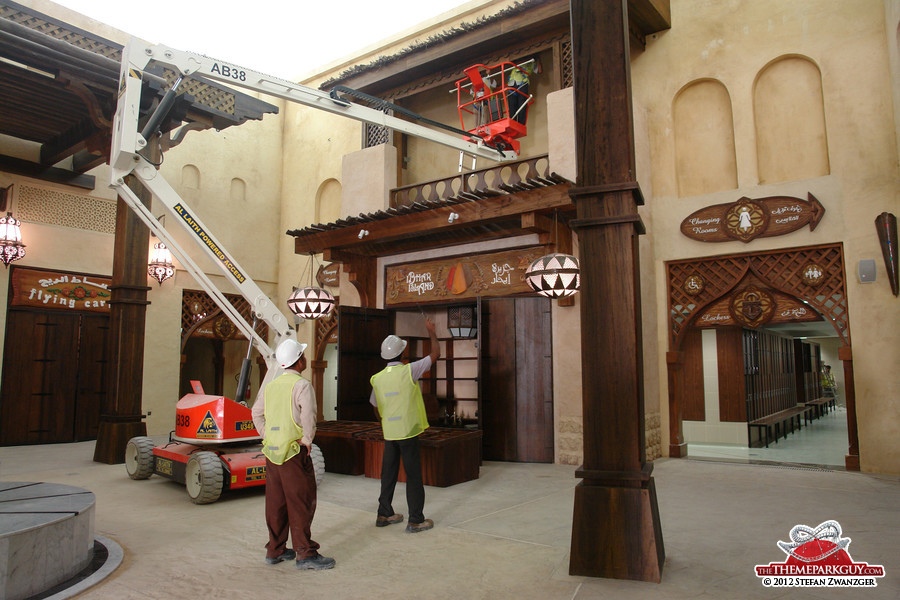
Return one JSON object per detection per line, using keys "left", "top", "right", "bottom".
{"left": 252, "top": 339, "right": 335, "bottom": 570}
{"left": 369, "top": 317, "right": 440, "bottom": 533}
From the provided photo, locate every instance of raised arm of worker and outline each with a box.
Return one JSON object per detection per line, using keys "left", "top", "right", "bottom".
{"left": 425, "top": 317, "right": 440, "bottom": 364}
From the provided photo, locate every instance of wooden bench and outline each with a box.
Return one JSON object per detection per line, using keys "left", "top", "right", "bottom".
{"left": 804, "top": 397, "right": 836, "bottom": 420}
{"left": 749, "top": 406, "right": 811, "bottom": 448}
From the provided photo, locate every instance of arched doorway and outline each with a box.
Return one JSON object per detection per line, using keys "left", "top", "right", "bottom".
{"left": 664, "top": 243, "right": 859, "bottom": 470}
{"left": 179, "top": 290, "right": 268, "bottom": 402}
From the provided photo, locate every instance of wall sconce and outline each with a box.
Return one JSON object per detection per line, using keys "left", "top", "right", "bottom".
{"left": 447, "top": 305, "right": 477, "bottom": 338}
{"left": 0, "top": 211, "right": 26, "bottom": 267}
{"left": 448, "top": 212, "right": 459, "bottom": 224}
{"left": 148, "top": 241, "right": 175, "bottom": 285}
{"left": 876, "top": 212, "right": 898, "bottom": 296}
{"left": 287, "top": 252, "right": 336, "bottom": 320}
{"left": 147, "top": 214, "right": 175, "bottom": 285}
{"left": 0, "top": 184, "right": 26, "bottom": 268}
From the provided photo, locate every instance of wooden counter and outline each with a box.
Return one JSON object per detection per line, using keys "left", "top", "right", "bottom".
{"left": 356, "top": 426, "right": 483, "bottom": 487}
{"left": 314, "top": 421, "right": 380, "bottom": 475}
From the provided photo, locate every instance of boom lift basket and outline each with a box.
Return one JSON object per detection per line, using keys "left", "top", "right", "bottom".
{"left": 456, "top": 61, "right": 531, "bottom": 155}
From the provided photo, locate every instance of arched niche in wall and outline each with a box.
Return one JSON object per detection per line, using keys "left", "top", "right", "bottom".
{"left": 754, "top": 56, "right": 830, "bottom": 185}
{"left": 230, "top": 178, "right": 246, "bottom": 203}
{"left": 673, "top": 79, "right": 738, "bottom": 198}
{"left": 182, "top": 164, "right": 200, "bottom": 189}
{"left": 316, "top": 178, "right": 342, "bottom": 224}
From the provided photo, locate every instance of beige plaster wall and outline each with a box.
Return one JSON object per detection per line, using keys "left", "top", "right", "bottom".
{"left": 632, "top": 0, "right": 900, "bottom": 473}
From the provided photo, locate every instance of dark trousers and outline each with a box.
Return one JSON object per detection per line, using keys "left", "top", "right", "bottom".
{"left": 378, "top": 435, "right": 425, "bottom": 524}
{"left": 264, "top": 447, "right": 320, "bottom": 560}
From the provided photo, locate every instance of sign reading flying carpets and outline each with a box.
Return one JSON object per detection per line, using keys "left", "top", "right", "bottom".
{"left": 385, "top": 247, "right": 545, "bottom": 306}
{"left": 10, "top": 267, "right": 111, "bottom": 313}
{"left": 681, "top": 193, "right": 825, "bottom": 243}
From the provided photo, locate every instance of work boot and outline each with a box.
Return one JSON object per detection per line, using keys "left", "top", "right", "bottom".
{"left": 296, "top": 553, "right": 336, "bottom": 570}
{"left": 265, "top": 548, "right": 296, "bottom": 565}
{"left": 405, "top": 518, "right": 434, "bottom": 533}
{"left": 376, "top": 513, "right": 404, "bottom": 527}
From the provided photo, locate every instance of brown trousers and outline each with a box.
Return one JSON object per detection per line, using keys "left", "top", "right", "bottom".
{"left": 264, "top": 446, "right": 320, "bottom": 560}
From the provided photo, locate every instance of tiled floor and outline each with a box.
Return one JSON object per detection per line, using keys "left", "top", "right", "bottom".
{"left": 687, "top": 405, "right": 849, "bottom": 468}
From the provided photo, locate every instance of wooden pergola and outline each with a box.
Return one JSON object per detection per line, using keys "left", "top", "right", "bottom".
{"left": 0, "top": 0, "right": 277, "bottom": 463}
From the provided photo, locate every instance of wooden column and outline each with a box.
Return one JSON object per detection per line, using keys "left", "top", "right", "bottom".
{"left": 839, "top": 345, "right": 860, "bottom": 471}
{"left": 568, "top": 0, "right": 664, "bottom": 581}
{"left": 666, "top": 350, "right": 687, "bottom": 457}
{"left": 93, "top": 173, "right": 150, "bottom": 463}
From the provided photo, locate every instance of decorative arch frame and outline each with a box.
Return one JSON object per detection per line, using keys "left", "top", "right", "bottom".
{"left": 664, "top": 243, "right": 859, "bottom": 469}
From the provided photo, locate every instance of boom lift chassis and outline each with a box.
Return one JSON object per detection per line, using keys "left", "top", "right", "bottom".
{"left": 113, "top": 39, "right": 515, "bottom": 502}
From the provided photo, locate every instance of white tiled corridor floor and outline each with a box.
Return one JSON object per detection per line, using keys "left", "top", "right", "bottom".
{"left": 688, "top": 405, "right": 850, "bottom": 468}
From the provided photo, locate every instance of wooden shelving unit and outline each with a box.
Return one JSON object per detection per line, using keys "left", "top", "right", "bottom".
{"left": 405, "top": 335, "right": 480, "bottom": 428}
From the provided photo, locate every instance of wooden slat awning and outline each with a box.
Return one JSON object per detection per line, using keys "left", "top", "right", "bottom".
{"left": 289, "top": 177, "right": 574, "bottom": 260}
{"left": 0, "top": 0, "right": 278, "bottom": 185}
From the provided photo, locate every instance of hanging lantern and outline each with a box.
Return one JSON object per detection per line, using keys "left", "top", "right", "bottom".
{"left": 288, "top": 252, "right": 337, "bottom": 320}
{"left": 0, "top": 212, "right": 26, "bottom": 267}
{"left": 288, "top": 286, "right": 335, "bottom": 320}
{"left": 525, "top": 252, "right": 581, "bottom": 298}
{"left": 148, "top": 241, "right": 175, "bottom": 285}
{"left": 448, "top": 305, "right": 477, "bottom": 338}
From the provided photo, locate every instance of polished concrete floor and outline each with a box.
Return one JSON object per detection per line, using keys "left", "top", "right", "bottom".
{"left": 688, "top": 405, "right": 850, "bottom": 468}
{"left": 1, "top": 426, "right": 897, "bottom": 600}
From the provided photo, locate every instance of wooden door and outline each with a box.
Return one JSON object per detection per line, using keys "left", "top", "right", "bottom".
{"left": 481, "top": 297, "right": 554, "bottom": 462}
{"left": 1, "top": 311, "right": 77, "bottom": 444}
{"left": 73, "top": 314, "right": 110, "bottom": 440}
{"left": 482, "top": 298, "right": 517, "bottom": 460}
{"left": 336, "top": 306, "right": 392, "bottom": 421}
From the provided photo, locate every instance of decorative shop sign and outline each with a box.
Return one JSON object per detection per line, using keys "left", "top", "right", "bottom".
{"left": 681, "top": 193, "right": 825, "bottom": 243}
{"left": 694, "top": 286, "right": 822, "bottom": 329}
{"left": 316, "top": 262, "right": 340, "bottom": 288}
{"left": 10, "top": 267, "right": 112, "bottom": 313}
{"left": 385, "top": 247, "right": 545, "bottom": 306}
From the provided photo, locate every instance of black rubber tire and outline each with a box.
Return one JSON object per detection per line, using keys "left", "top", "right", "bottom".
{"left": 185, "top": 451, "right": 224, "bottom": 504}
{"left": 125, "top": 436, "right": 155, "bottom": 480}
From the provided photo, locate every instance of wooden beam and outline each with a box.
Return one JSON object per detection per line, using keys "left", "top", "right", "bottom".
{"left": 293, "top": 184, "right": 572, "bottom": 255}
{"left": 0, "top": 153, "right": 95, "bottom": 189}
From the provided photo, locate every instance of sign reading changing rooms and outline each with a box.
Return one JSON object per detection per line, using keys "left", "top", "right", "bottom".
{"left": 385, "top": 247, "right": 545, "bottom": 306}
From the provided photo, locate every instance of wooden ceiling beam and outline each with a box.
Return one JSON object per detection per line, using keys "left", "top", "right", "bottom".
{"left": 293, "top": 183, "right": 572, "bottom": 255}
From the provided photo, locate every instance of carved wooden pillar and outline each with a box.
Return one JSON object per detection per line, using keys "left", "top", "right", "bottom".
{"left": 839, "top": 345, "right": 860, "bottom": 470}
{"left": 567, "top": 0, "right": 664, "bottom": 581}
{"left": 666, "top": 350, "right": 687, "bottom": 457}
{"left": 93, "top": 173, "right": 150, "bottom": 463}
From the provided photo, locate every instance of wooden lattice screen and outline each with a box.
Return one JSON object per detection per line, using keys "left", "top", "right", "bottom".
{"left": 666, "top": 243, "right": 849, "bottom": 349}
{"left": 181, "top": 289, "right": 268, "bottom": 343}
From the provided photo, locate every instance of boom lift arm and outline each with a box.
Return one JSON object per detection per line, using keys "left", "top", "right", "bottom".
{"left": 109, "top": 39, "right": 517, "bottom": 376}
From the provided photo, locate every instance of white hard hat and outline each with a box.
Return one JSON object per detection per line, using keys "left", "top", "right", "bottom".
{"left": 275, "top": 339, "right": 307, "bottom": 368}
{"left": 381, "top": 334, "right": 407, "bottom": 360}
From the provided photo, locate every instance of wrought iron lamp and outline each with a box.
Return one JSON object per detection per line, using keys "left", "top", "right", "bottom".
{"left": 0, "top": 211, "right": 26, "bottom": 267}
{"left": 287, "top": 252, "right": 336, "bottom": 320}
{"left": 447, "top": 305, "right": 477, "bottom": 338}
{"left": 147, "top": 241, "right": 175, "bottom": 285}
{"left": 525, "top": 210, "right": 580, "bottom": 298}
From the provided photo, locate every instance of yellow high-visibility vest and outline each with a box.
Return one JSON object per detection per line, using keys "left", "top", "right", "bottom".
{"left": 370, "top": 364, "right": 429, "bottom": 441}
{"left": 262, "top": 373, "right": 305, "bottom": 465}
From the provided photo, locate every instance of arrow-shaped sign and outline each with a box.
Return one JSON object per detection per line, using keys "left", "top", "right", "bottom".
{"left": 681, "top": 193, "right": 825, "bottom": 243}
